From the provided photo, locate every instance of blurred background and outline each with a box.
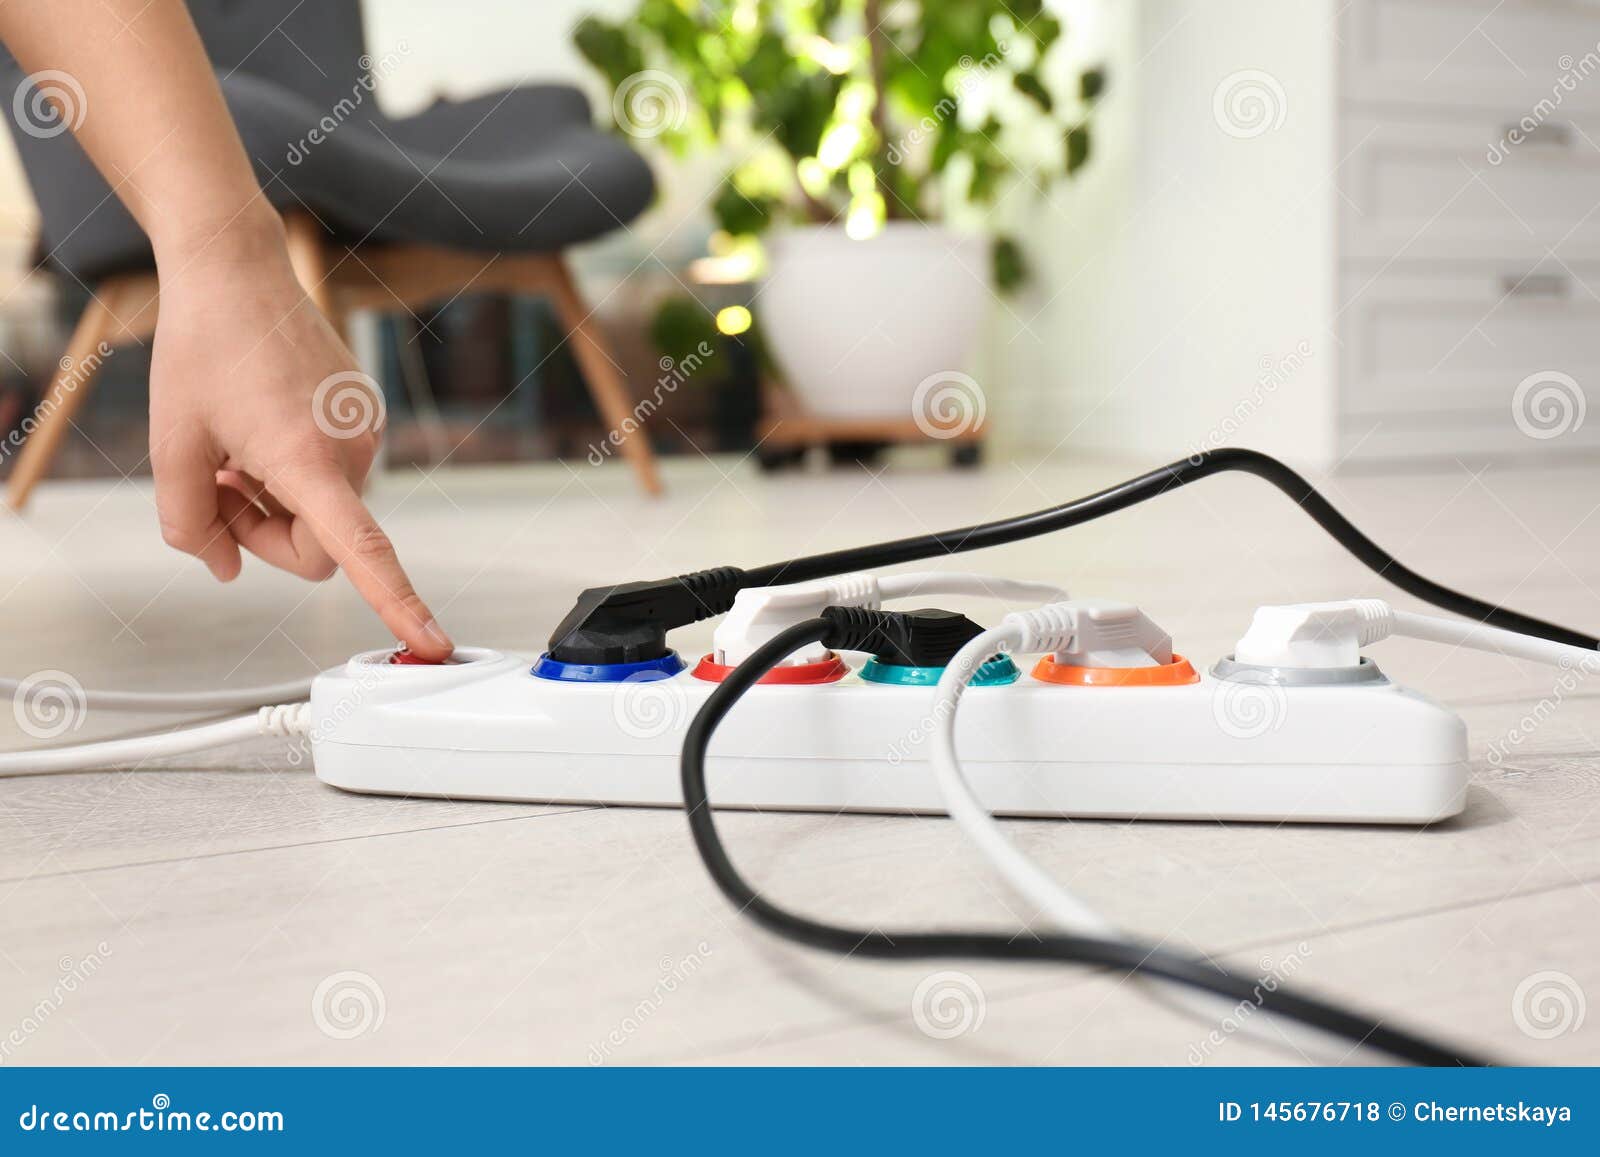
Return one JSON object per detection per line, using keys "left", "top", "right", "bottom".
{"left": 1, "top": 0, "right": 1597, "bottom": 490}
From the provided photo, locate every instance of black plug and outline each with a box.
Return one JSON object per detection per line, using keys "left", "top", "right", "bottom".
{"left": 546, "top": 566, "right": 749, "bottom": 665}
{"left": 820, "top": 606, "right": 986, "bottom": 667}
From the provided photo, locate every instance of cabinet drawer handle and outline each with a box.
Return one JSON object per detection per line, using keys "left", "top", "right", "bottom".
{"left": 1501, "top": 273, "right": 1569, "bottom": 298}
{"left": 1501, "top": 120, "right": 1573, "bottom": 148}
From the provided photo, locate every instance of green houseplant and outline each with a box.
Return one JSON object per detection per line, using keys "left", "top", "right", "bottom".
{"left": 575, "top": 0, "right": 1104, "bottom": 424}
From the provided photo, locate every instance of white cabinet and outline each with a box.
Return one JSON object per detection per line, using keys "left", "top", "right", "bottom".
{"left": 1342, "top": 0, "right": 1600, "bottom": 112}
{"left": 1340, "top": 112, "right": 1600, "bottom": 260}
{"left": 1340, "top": 263, "right": 1600, "bottom": 456}
{"left": 1041, "top": 0, "right": 1600, "bottom": 467}
{"left": 1336, "top": 0, "right": 1600, "bottom": 460}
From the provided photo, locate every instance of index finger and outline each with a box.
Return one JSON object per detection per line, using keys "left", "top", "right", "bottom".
{"left": 279, "top": 463, "right": 454, "bottom": 660}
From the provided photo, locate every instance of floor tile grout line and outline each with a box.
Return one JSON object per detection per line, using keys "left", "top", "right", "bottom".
{"left": 0, "top": 804, "right": 607, "bottom": 885}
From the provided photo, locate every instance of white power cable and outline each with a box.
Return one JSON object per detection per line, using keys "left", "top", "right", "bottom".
{"left": 927, "top": 603, "right": 1378, "bottom": 1063}
{"left": 1390, "top": 609, "right": 1600, "bottom": 668}
{"left": 930, "top": 615, "right": 1115, "bottom": 934}
{"left": 0, "top": 702, "right": 311, "bottom": 778}
{"left": 875, "top": 572, "right": 1067, "bottom": 605}
{"left": 0, "top": 675, "right": 316, "bottom": 714}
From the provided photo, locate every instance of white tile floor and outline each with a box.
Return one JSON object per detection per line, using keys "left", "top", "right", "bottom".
{"left": 1, "top": 452, "right": 1597, "bottom": 1064}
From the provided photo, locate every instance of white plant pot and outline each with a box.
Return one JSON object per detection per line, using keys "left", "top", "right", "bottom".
{"left": 761, "top": 223, "right": 989, "bottom": 431}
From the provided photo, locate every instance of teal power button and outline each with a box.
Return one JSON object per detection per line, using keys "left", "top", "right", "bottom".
{"left": 859, "top": 654, "right": 1020, "bottom": 687}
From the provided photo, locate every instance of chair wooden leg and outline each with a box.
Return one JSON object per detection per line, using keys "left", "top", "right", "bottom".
{"left": 543, "top": 258, "right": 664, "bottom": 497}
{"left": 284, "top": 212, "right": 347, "bottom": 338}
{"left": 5, "top": 287, "right": 123, "bottom": 512}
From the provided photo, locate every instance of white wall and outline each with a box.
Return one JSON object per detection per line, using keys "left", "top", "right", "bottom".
{"left": 362, "top": 0, "right": 633, "bottom": 114}
{"left": 998, "top": 0, "right": 1340, "bottom": 468}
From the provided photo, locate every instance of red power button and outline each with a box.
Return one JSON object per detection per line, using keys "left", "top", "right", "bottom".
{"left": 387, "top": 648, "right": 457, "bottom": 666}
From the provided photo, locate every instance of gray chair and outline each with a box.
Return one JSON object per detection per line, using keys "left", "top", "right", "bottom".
{"left": 2, "top": 0, "right": 661, "bottom": 506}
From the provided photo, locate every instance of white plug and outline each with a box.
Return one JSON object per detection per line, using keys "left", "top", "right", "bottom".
{"left": 712, "top": 572, "right": 1069, "bottom": 667}
{"left": 1233, "top": 599, "right": 1395, "bottom": 668}
{"left": 1004, "top": 599, "right": 1172, "bottom": 667}
{"left": 714, "top": 574, "right": 878, "bottom": 666}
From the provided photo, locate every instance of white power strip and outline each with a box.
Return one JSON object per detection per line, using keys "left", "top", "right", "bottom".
{"left": 310, "top": 646, "right": 1467, "bottom": 824}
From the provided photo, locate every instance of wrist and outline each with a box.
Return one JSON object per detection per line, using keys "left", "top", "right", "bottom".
{"left": 151, "top": 199, "right": 290, "bottom": 277}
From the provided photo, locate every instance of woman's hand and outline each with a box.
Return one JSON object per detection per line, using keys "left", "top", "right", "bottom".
{"left": 0, "top": 1, "right": 451, "bottom": 657}
{"left": 148, "top": 218, "right": 453, "bottom": 660}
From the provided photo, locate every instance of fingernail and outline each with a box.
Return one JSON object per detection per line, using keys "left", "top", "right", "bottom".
{"left": 422, "top": 618, "right": 453, "bottom": 652}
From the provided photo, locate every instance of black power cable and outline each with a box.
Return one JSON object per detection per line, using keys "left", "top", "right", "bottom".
{"left": 682, "top": 616, "right": 1493, "bottom": 1068}
{"left": 552, "top": 448, "right": 1596, "bottom": 665}
{"left": 745, "top": 448, "right": 1596, "bottom": 649}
